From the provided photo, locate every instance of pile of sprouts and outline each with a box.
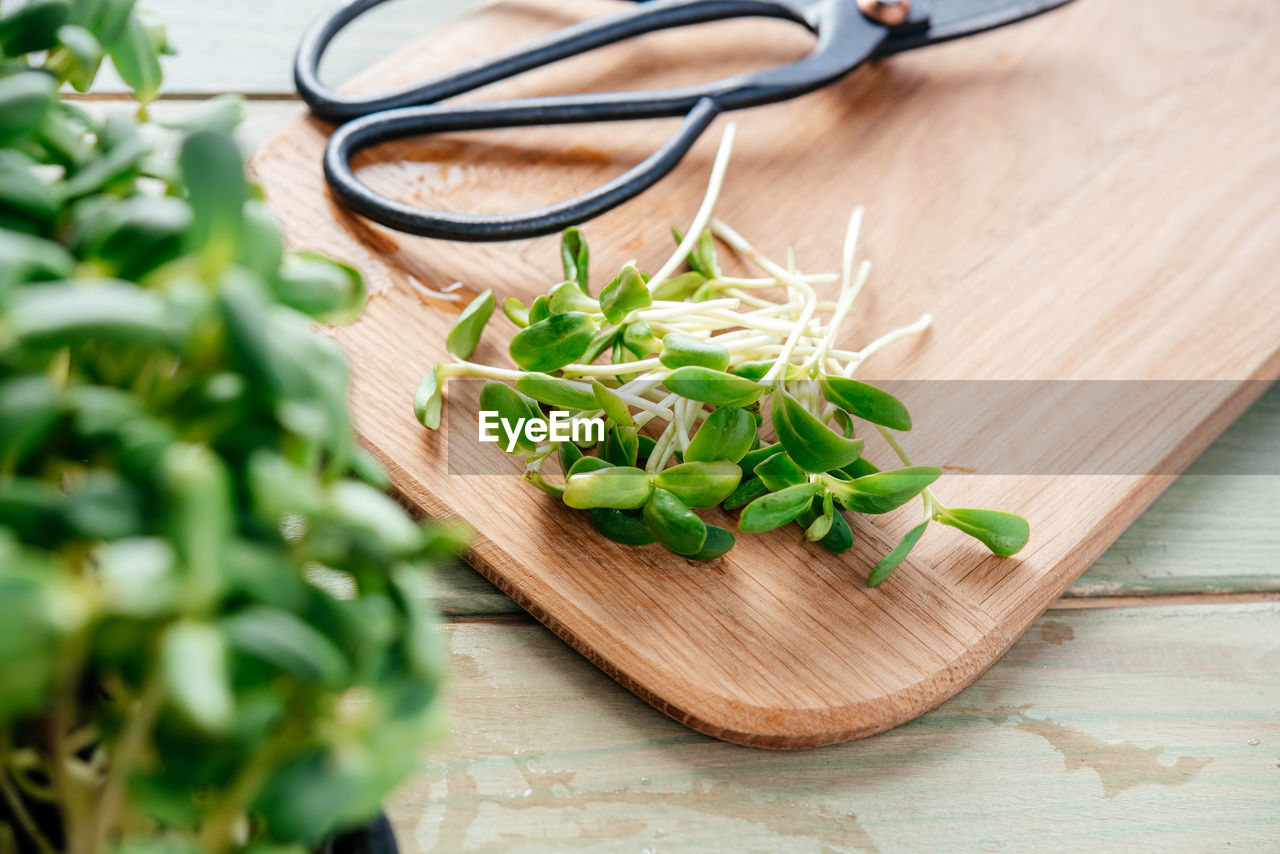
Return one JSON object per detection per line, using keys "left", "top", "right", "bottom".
{"left": 415, "top": 125, "right": 1028, "bottom": 584}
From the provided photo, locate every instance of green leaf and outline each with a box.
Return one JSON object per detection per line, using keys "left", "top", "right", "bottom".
{"left": 8, "top": 280, "right": 175, "bottom": 347}
{"left": 106, "top": 9, "right": 162, "bottom": 102}
{"left": 563, "top": 466, "right": 651, "bottom": 510}
{"left": 237, "top": 199, "right": 283, "bottom": 275}
{"left": 816, "top": 508, "right": 853, "bottom": 554}
{"left": 937, "top": 508, "right": 1030, "bottom": 557}
{"left": 445, "top": 288, "right": 494, "bottom": 359}
{"left": 97, "top": 538, "right": 178, "bottom": 617}
{"left": 771, "top": 389, "right": 864, "bottom": 473}
{"left": 0, "top": 228, "right": 74, "bottom": 290}
{"left": 478, "top": 381, "right": 539, "bottom": 455}
{"left": 546, "top": 279, "right": 596, "bottom": 315}
{"left": 413, "top": 366, "right": 444, "bottom": 429}
{"left": 588, "top": 507, "right": 655, "bottom": 546}
{"left": 664, "top": 366, "right": 763, "bottom": 407}
{"left": 275, "top": 251, "right": 367, "bottom": 324}
{"left": 509, "top": 311, "right": 594, "bottom": 372}
{"left": 528, "top": 294, "right": 550, "bottom": 324}
{"left": 642, "top": 488, "right": 706, "bottom": 556}
{"left": 561, "top": 227, "right": 590, "bottom": 293}
{"left": 0, "top": 72, "right": 57, "bottom": 146}
{"left": 63, "top": 471, "right": 141, "bottom": 539}
{"left": 738, "top": 482, "right": 821, "bottom": 533}
{"left": 728, "top": 360, "right": 807, "bottom": 383}
{"left": 328, "top": 480, "right": 425, "bottom": 558}
{"left": 0, "top": 0, "right": 69, "bottom": 54}
{"left": 621, "top": 320, "right": 660, "bottom": 357}
{"left": 581, "top": 326, "right": 617, "bottom": 364}
{"left": 651, "top": 270, "right": 706, "bottom": 301}
{"left": 503, "top": 296, "right": 530, "bottom": 327}
{"left": 689, "top": 524, "right": 734, "bottom": 561}
{"left": 659, "top": 332, "right": 730, "bottom": 372}
{"left": 222, "top": 606, "right": 350, "bottom": 687}
{"left": 868, "top": 522, "right": 928, "bottom": 587}
{"left": 753, "top": 451, "right": 808, "bottom": 492}
{"left": 598, "top": 264, "right": 651, "bottom": 324}
{"left": 591, "top": 380, "right": 635, "bottom": 427}
{"left": 567, "top": 455, "right": 612, "bottom": 477}
{"left": 161, "top": 620, "right": 234, "bottom": 733}
{"left": 820, "top": 376, "right": 912, "bottom": 431}
{"left": 603, "top": 424, "right": 639, "bottom": 467}
{"left": 653, "top": 460, "right": 741, "bottom": 507}
{"left": 180, "top": 129, "right": 245, "bottom": 274}
{"left": 557, "top": 440, "right": 584, "bottom": 473}
{"left": 823, "top": 466, "right": 940, "bottom": 514}
{"left": 74, "top": 195, "right": 192, "bottom": 280}
{"left": 85, "top": 0, "right": 138, "bottom": 48}
{"left": 673, "top": 227, "right": 717, "bottom": 277}
{"left": 685, "top": 406, "right": 754, "bottom": 463}
{"left": 805, "top": 500, "right": 834, "bottom": 542}
{"left": 45, "top": 24, "right": 103, "bottom": 92}
{"left": 515, "top": 373, "right": 596, "bottom": 411}
{"left": 738, "top": 442, "right": 782, "bottom": 477}
{"left": 722, "top": 476, "right": 768, "bottom": 511}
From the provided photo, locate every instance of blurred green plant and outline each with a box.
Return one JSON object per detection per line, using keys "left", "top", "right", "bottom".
{"left": 0, "top": 4, "right": 459, "bottom": 854}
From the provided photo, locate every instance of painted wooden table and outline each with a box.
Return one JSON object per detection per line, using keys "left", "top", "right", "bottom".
{"left": 91, "top": 2, "right": 1279, "bottom": 849}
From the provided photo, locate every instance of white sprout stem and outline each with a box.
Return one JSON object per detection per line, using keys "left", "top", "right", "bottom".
{"left": 709, "top": 218, "right": 821, "bottom": 383}
{"left": 840, "top": 313, "right": 934, "bottom": 377}
{"left": 804, "top": 208, "right": 869, "bottom": 370}
{"left": 645, "top": 122, "right": 737, "bottom": 296}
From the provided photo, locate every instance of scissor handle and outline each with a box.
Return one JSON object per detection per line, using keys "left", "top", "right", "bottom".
{"left": 297, "top": 0, "right": 834, "bottom": 123}
{"left": 301, "top": 0, "right": 886, "bottom": 240}
{"left": 324, "top": 96, "right": 723, "bottom": 241}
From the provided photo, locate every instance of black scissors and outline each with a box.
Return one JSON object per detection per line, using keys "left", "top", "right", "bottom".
{"left": 296, "top": 0, "right": 1075, "bottom": 242}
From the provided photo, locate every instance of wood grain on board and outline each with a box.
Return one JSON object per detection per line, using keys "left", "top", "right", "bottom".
{"left": 251, "top": 0, "right": 1280, "bottom": 747}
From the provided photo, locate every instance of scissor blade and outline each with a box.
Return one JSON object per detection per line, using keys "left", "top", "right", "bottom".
{"left": 877, "top": 0, "right": 1077, "bottom": 55}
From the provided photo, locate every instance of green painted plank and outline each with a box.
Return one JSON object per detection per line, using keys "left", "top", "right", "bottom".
{"left": 1068, "top": 382, "right": 1280, "bottom": 597}
{"left": 391, "top": 603, "right": 1280, "bottom": 853}
{"left": 90, "top": 0, "right": 478, "bottom": 94}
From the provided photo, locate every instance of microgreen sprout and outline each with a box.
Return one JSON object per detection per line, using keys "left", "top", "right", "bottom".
{"left": 416, "top": 125, "right": 1030, "bottom": 585}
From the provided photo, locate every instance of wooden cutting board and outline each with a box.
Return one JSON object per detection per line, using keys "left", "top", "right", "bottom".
{"left": 251, "top": 0, "right": 1280, "bottom": 747}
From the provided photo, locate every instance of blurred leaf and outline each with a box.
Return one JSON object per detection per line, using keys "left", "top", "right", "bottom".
{"left": 106, "top": 9, "right": 162, "bottom": 102}
{"left": 274, "top": 251, "right": 367, "bottom": 324}
{"left": 222, "top": 606, "right": 350, "bottom": 687}
{"left": 0, "top": 0, "right": 70, "bottom": 55}
{"left": 180, "top": 129, "right": 245, "bottom": 274}
{"left": 161, "top": 620, "right": 234, "bottom": 733}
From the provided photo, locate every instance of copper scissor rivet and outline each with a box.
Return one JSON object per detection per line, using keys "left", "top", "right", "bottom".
{"left": 857, "top": 0, "right": 911, "bottom": 27}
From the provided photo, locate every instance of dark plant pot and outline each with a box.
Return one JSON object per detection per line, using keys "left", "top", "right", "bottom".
{"left": 324, "top": 813, "right": 399, "bottom": 854}
{"left": 1, "top": 801, "right": 397, "bottom": 854}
